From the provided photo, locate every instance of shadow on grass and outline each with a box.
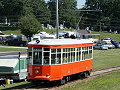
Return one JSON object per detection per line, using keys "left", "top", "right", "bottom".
{"left": 1, "top": 82, "right": 32, "bottom": 90}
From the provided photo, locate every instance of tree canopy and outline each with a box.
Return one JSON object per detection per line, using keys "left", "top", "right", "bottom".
{"left": 48, "top": 0, "right": 79, "bottom": 28}
{"left": 80, "top": 0, "right": 120, "bottom": 32}
{"left": 20, "top": 15, "right": 42, "bottom": 39}
{"left": 0, "top": 0, "right": 120, "bottom": 32}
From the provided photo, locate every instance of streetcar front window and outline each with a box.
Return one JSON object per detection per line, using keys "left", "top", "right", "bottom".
{"left": 33, "top": 47, "right": 42, "bottom": 65}
{"left": 33, "top": 52, "right": 42, "bottom": 64}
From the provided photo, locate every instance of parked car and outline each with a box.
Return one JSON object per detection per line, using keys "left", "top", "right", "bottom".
{"left": 111, "top": 40, "right": 120, "bottom": 48}
{"left": 4, "top": 39, "right": 27, "bottom": 46}
{"left": 102, "top": 38, "right": 112, "bottom": 43}
{"left": 104, "top": 42, "right": 115, "bottom": 49}
{"left": 93, "top": 43, "right": 108, "bottom": 50}
{"left": 0, "top": 35, "right": 12, "bottom": 44}
{"left": 119, "top": 42, "right": 120, "bottom": 48}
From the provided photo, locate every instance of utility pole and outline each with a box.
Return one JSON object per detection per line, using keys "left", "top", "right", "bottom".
{"left": 56, "top": 0, "right": 59, "bottom": 39}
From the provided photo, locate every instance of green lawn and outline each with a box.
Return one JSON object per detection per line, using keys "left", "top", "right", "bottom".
{"left": 62, "top": 71, "right": 120, "bottom": 90}
{"left": 0, "top": 71, "right": 120, "bottom": 90}
{"left": 0, "top": 47, "right": 27, "bottom": 52}
{"left": 2, "top": 30, "right": 21, "bottom": 35}
{"left": 0, "top": 49, "right": 120, "bottom": 89}
{"left": 0, "top": 26, "right": 21, "bottom": 35}
{"left": 92, "top": 31, "right": 120, "bottom": 42}
{"left": 93, "top": 49, "right": 120, "bottom": 70}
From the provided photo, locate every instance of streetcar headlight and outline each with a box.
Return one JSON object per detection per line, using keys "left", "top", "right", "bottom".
{"left": 35, "top": 70, "right": 39, "bottom": 74}
{"left": 46, "top": 74, "right": 50, "bottom": 78}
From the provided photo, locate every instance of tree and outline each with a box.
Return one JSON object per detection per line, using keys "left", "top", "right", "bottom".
{"left": 48, "top": 0, "right": 78, "bottom": 28}
{"left": 0, "top": 0, "right": 50, "bottom": 26}
{"left": 82, "top": 0, "right": 120, "bottom": 32}
{"left": 20, "top": 15, "right": 42, "bottom": 40}
{"left": 0, "top": 0, "right": 32, "bottom": 25}
{"left": 31, "top": 0, "right": 51, "bottom": 25}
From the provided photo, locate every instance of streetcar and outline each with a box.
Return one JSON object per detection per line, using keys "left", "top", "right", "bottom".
{"left": 27, "top": 39, "right": 93, "bottom": 85}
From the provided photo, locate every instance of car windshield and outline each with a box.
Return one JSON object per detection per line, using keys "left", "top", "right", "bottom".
{"left": 33, "top": 38, "right": 38, "bottom": 40}
{"left": 103, "top": 38, "right": 111, "bottom": 40}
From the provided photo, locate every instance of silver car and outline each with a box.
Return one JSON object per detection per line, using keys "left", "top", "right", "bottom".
{"left": 104, "top": 43, "right": 115, "bottom": 49}
{"left": 93, "top": 43, "right": 108, "bottom": 50}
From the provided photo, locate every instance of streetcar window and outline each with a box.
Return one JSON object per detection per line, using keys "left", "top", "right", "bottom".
{"left": 57, "top": 54, "right": 61, "bottom": 64}
{"left": 89, "top": 46, "right": 92, "bottom": 59}
{"left": 33, "top": 52, "right": 42, "bottom": 64}
{"left": 32, "top": 47, "right": 42, "bottom": 65}
{"left": 81, "top": 46, "right": 93, "bottom": 60}
{"left": 51, "top": 49, "right": 61, "bottom": 65}
{"left": 82, "top": 47, "right": 85, "bottom": 60}
{"left": 63, "top": 53, "right": 67, "bottom": 63}
{"left": 43, "top": 52, "right": 49, "bottom": 65}
{"left": 57, "top": 49, "right": 61, "bottom": 53}
{"left": 51, "top": 49, "right": 56, "bottom": 64}
{"left": 51, "top": 49, "right": 56, "bottom": 53}
{"left": 76, "top": 47, "right": 81, "bottom": 61}
{"left": 51, "top": 54, "right": 56, "bottom": 64}
{"left": 34, "top": 47, "right": 42, "bottom": 51}
{"left": 44, "top": 48, "right": 50, "bottom": 51}
{"left": 68, "top": 52, "right": 71, "bottom": 62}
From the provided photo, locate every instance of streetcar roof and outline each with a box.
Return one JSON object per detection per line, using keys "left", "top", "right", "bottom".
{"left": 28, "top": 39, "right": 93, "bottom": 45}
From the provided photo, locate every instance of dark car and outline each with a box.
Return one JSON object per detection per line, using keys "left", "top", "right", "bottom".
{"left": 111, "top": 40, "right": 120, "bottom": 48}
{"left": 4, "top": 39, "right": 27, "bottom": 46}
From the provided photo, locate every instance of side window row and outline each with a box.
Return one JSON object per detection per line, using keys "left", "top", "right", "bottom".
{"left": 30, "top": 46, "right": 93, "bottom": 65}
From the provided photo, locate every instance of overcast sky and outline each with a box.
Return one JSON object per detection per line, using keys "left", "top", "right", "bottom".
{"left": 45, "top": 0, "right": 86, "bottom": 8}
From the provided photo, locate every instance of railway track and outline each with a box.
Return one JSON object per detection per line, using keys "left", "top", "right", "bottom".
{"left": 25, "top": 66, "right": 120, "bottom": 90}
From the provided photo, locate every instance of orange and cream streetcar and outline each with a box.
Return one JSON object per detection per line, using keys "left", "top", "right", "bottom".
{"left": 27, "top": 39, "right": 93, "bottom": 85}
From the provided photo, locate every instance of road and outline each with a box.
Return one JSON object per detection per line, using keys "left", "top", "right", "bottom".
{"left": 0, "top": 51, "right": 27, "bottom": 56}
{"left": 0, "top": 46, "right": 27, "bottom": 56}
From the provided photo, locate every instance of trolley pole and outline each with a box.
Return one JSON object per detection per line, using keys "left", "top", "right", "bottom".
{"left": 56, "top": 0, "right": 59, "bottom": 39}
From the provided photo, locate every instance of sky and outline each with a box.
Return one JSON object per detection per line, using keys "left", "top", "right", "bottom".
{"left": 77, "top": 0, "right": 86, "bottom": 8}
{"left": 45, "top": 0, "right": 86, "bottom": 8}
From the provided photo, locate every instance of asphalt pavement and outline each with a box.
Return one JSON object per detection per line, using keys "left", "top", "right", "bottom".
{"left": 0, "top": 46, "right": 27, "bottom": 56}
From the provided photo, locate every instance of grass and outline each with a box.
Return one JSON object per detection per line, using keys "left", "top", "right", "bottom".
{"left": 93, "top": 49, "right": 120, "bottom": 70}
{"left": 0, "top": 71, "right": 120, "bottom": 90}
{"left": 92, "top": 31, "right": 120, "bottom": 42}
{"left": 0, "top": 25, "right": 21, "bottom": 35}
{"left": 1, "top": 25, "right": 120, "bottom": 41}
{"left": 2, "top": 30, "right": 21, "bottom": 35}
{"left": 0, "top": 49, "right": 119, "bottom": 89}
{"left": 62, "top": 71, "right": 120, "bottom": 90}
{"left": 0, "top": 28, "right": 120, "bottom": 89}
{"left": 0, "top": 47, "right": 27, "bottom": 52}
{"left": 0, "top": 81, "right": 31, "bottom": 90}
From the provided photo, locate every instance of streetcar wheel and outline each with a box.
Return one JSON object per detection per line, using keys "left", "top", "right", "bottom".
{"left": 57, "top": 77, "right": 66, "bottom": 86}
{"left": 66, "top": 76, "right": 70, "bottom": 82}
{"left": 60, "top": 77, "right": 66, "bottom": 85}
